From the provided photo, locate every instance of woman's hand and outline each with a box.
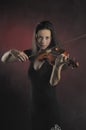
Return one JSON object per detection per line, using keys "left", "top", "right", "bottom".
{"left": 1, "top": 49, "right": 28, "bottom": 63}
{"left": 11, "top": 50, "right": 28, "bottom": 62}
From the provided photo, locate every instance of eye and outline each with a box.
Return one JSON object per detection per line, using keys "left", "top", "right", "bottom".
{"left": 37, "top": 36, "right": 42, "bottom": 41}
{"left": 46, "top": 36, "right": 50, "bottom": 40}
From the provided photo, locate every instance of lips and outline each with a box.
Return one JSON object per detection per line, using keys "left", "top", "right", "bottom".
{"left": 41, "top": 45, "right": 47, "bottom": 48}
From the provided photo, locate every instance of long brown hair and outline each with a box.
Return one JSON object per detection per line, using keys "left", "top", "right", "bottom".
{"left": 32, "top": 21, "right": 61, "bottom": 55}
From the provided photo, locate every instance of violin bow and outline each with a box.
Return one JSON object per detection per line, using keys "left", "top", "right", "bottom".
{"left": 63, "top": 33, "right": 86, "bottom": 44}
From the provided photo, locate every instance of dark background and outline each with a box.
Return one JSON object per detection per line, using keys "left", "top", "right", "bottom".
{"left": 0, "top": 0, "right": 86, "bottom": 130}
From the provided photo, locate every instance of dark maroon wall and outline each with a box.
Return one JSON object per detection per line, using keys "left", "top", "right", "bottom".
{"left": 0, "top": 0, "right": 86, "bottom": 130}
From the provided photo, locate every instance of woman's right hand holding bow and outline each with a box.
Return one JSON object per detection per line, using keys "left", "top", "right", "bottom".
{"left": 1, "top": 49, "right": 28, "bottom": 63}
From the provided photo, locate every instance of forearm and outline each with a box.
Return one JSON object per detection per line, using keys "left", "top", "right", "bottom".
{"left": 49, "top": 63, "right": 64, "bottom": 86}
{"left": 49, "top": 54, "right": 68, "bottom": 86}
{"left": 1, "top": 50, "right": 18, "bottom": 63}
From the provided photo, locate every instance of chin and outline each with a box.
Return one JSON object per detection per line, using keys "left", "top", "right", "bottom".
{"left": 41, "top": 46, "right": 48, "bottom": 50}
{"left": 40, "top": 47, "right": 46, "bottom": 50}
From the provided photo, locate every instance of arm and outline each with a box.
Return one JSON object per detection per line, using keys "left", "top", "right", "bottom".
{"left": 50, "top": 53, "right": 69, "bottom": 86}
{"left": 50, "top": 63, "right": 64, "bottom": 86}
{"left": 1, "top": 49, "right": 29, "bottom": 63}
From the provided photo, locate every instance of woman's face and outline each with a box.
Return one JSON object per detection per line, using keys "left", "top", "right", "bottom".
{"left": 36, "top": 29, "right": 52, "bottom": 50}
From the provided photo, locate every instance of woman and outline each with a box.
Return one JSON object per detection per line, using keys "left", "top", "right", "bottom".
{"left": 1, "top": 21, "right": 69, "bottom": 130}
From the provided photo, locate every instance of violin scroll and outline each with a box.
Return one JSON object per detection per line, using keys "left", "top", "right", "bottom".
{"left": 67, "top": 58, "right": 79, "bottom": 69}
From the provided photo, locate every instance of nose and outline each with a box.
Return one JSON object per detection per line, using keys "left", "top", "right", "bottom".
{"left": 41, "top": 38, "right": 46, "bottom": 44}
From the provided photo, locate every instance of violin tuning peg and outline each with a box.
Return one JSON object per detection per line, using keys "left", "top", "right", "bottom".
{"left": 55, "top": 47, "right": 59, "bottom": 51}
{"left": 76, "top": 61, "right": 79, "bottom": 67}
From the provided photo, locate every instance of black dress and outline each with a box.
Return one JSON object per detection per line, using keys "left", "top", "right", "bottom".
{"left": 24, "top": 49, "right": 61, "bottom": 130}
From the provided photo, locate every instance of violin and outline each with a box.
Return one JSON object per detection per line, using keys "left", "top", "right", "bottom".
{"left": 29, "top": 46, "right": 79, "bottom": 68}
